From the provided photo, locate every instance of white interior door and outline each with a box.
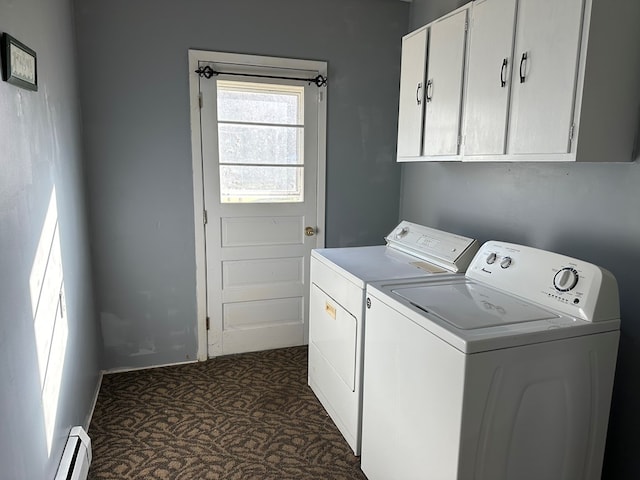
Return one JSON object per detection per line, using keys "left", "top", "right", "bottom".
{"left": 193, "top": 54, "right": 326, "bottom": 357}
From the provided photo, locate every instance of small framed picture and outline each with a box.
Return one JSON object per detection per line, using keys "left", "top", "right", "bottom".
{"left": 1, "top": 33, "right": 37, "bottom": 91}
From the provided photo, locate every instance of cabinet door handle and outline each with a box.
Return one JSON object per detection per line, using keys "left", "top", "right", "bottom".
{"left": 500, "top": 58, "right": 508, "bottom": 87}
{"left": 426, "top": 79, "right": 433, "bottom": 102}
{"left": 416, "top": 82, "right": 422, "bottom": 105}
{"left": 519, "top": 52, "right": 528, "bottom": 83}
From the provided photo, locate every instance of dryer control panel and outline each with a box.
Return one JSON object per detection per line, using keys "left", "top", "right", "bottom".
{"left": 385, "top": 221, "right": 479, "bottom": 272}
{"left": 467, "top": 241, "right": 620, "bottom": 322}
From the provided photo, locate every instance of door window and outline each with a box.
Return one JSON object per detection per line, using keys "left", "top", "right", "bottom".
{"left": 216, "top": 80, "right": 305, "bottom": 203}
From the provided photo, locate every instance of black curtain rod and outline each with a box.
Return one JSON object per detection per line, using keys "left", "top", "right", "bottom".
{"left": 194, "top": 65, "right": 327, "bottom": 87}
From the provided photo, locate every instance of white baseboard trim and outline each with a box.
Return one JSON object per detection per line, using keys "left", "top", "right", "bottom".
{"left": 84, "top": 371, "right": 103, "bottom": 431}
{"left": 103, "top": 359, "right": 198, "bottom": 375}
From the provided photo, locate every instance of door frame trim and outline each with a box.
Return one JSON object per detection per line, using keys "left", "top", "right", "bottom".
{"left": 188, "top": 49, "right": 327, "bottom": 360}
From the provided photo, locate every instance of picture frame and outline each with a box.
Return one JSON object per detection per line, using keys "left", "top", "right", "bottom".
{"left": 1, "top": 33, "right": 37, "bottom": 91}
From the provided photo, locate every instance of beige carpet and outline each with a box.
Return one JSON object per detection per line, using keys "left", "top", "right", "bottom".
{"left": 88, "top": 346, "right": 367, "bottom": 480}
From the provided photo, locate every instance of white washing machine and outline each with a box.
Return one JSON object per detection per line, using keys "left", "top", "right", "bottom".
{"left": 360, "top": 241, "right": 620, "bottom": 480}
{"left": 308, "top": 221, "right": 479, "bottom": 455}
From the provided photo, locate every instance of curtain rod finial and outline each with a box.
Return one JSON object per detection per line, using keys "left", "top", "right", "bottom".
{"left": 195, "top": 65, "right": 216, "bottom": 78}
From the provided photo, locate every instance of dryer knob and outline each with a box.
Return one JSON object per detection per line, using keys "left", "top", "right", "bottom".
{"left": 486, "top": 252, "right": 498, "bottom": 264}
{"left": 366, "top": 298, "right": 372, "bottom": 309}
{"left": 395, "top": 227, "right": 409, "bottom": 239}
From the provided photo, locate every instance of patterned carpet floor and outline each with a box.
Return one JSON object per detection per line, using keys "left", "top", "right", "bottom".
{"left": 88, "top": 346, "right": 367, "bottom": 480}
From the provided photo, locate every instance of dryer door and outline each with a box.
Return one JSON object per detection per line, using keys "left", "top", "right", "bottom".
{"left": 309, "top": 284, "right": 357, "bottom": 390}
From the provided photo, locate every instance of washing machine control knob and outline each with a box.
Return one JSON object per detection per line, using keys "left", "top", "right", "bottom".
{"left": 553, "top": 267, "right": 579, "bottom": 292}
{"left": 486, "top": 252, "right": 497, "bottom": 264}
{"left": 500, "top": 256, "right": 512, "bottom": 269}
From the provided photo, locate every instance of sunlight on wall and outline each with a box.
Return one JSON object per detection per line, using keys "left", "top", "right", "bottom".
{"left": 29, "top": 188, "right": 68, "bottom": 456}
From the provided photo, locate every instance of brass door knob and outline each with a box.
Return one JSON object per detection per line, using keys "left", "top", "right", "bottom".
{"left": 305, "top": 226, "right": 316, "bottom": 237}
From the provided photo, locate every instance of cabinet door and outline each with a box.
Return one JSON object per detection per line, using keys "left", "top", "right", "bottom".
{"left": 422, "top": 9, "right": 468, "bottom": 157}
{"left": 463, "top": 0, "right": 517, "bottom": 156}
{"left": 397, "top": 28, "right": 428, "bottom": 157}
{"left": 507, "top": 0, "right": 584, "bottom": 154}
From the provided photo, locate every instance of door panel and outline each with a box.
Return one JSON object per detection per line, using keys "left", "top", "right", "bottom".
{"left": 463, "top": 0, "right": 517, "bottom": 156}
{"left": 507, "top": 0, "right": 584, "bottom": 154}
{"left": 422, "top": 9, "right": 468, "bottom": 156}
{"left": 222, "top": 257, "right": 303, "bottom": 289}
{"left": 223, "top": 296, "right": 304, "bottom": 353}
{"left": 223, "top": 298, "right": 303, "bottom": 329}
{"left": 221, "top": 216, "right": 303, "bottom": 246}
{"left": 397, "top": 28, "right": 428, "bottom": 157}
{"left": 222, "top": 323, "right": 305, "bottom": 355}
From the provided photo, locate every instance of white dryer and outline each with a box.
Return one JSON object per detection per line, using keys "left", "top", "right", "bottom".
{"left": 361, "top": 241, "right": 620, "bottom": 480}
{"left": 308, "top": 221, "right": 479, "bottom": 455}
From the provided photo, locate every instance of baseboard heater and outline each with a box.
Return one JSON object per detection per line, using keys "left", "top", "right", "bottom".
{"left": 55, "top": 426, "right": 92, "bottom": 480}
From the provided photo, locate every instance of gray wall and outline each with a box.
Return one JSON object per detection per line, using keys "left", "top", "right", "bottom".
{"left": 0, "top": 0, "right": 100, "bottom": 477}
{"left": 74, "top": 0, "right": 408, "bottom": 370}
{"left": 404, "top": 1, "right": 640, "bottom": 478}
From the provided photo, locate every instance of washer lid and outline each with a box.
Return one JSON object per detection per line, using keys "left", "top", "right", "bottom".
{"left": 394, "top": 281, "right": 559, "bottom": 330}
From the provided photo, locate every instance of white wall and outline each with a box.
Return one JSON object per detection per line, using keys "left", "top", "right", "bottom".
{"left": 73, "top": 0, "right": 409, "bottom": 369}
{"left": 0, "top": 0, "right": 101, "bottom": 477}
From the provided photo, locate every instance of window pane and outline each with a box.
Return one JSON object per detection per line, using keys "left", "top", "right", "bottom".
{"left": 218, "top": 124, "right": 303, "bottom": 165}
{"left": 216, "top": 80, "right": 306, "bottom": 204}
{"left": 220, "top": 165, "right": 303, "bottom": 203}
{"left": 217, "top": 82, "right": 303, "bottom": 125}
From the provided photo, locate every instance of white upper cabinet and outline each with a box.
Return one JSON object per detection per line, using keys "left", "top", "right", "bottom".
{"left": 396, "top": 27, "right": 428, "bottom": 158}
{"left": 507, "top": 0, "right": 584, "bottom": 155}
{"left": 399, "top": 0, "right": 640, "bottom": 162}
{"left": 464, "top": 0, "right": 583, "bottom": 158}
{"left": 462, "top": 0, "right": 517, "bottom": 156}
{"left": 422, "top": 9, "right": 469, "bottom": 157}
